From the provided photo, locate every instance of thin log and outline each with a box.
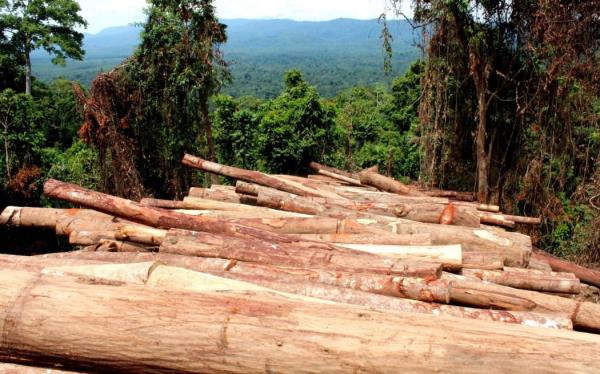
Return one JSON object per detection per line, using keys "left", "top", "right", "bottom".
{"left": 182, "top": 154, "right": 327, "bottom": 197}
{"left": 309, "top": 162, "right": 357, "bottom": 179}
{"left": 462, "top": 267, "right": 581, "bottom": 294}
{"left": 1, "top": 270, "right": 599, "bottom": 373}
{"left": 188, "top": 187, "right": 242, "bottom": 203}
{"left": 114, "top": 225, "right": 167, "bottom": 245}
{"left": 533, "top": 250, "right": 600, "bottom": 288}
{"left": 317, "top": 169, "right": 362, "bottom": 187}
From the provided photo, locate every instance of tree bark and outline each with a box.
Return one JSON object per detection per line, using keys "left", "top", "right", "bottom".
{"left": 25, "top": 48, "right": 32, "bottom": 96}
{"left": 188, "top": 187, "right": 243, "bottom": 203}
{"left": 309, "top": 162, "right": 358, "bottom": 179}
{"left": 2, "top": 270, "right": 600, "bottom": 373}
{"left": 317, "top": 169, "right": 362, "bottom": 186}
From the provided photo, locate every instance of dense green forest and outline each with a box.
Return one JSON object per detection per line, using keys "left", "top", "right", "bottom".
{"left": 1, "top": 0, "right": 600, "bottom": 263}
{"left": 30, "top": 19, "right": 421, "bottom": 98}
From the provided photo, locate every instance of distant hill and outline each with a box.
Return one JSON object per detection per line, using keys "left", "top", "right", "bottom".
{"left": 32, "top": 18, "right": 420, "bottom": 98}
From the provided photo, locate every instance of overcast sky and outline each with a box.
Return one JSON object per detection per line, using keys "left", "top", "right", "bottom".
{"left": 78, "top": 0, "right": 412, "bottom": 33}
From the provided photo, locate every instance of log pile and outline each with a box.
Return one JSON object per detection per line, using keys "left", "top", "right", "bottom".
{"left": 1, "top": 156, "right": 600, "bottom": 373}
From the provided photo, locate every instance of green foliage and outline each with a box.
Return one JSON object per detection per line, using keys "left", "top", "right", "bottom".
{"left": 257, "top": 70, "right": 338, "bottom": 174}
{"left": 0, "top": 88, "right": 43, "bottom": 184}
{"left": 40, "top": 139, "right": 100, "bottom": 190}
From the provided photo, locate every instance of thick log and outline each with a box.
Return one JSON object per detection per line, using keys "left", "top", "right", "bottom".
{"left": 0, "top": 254, "right": 108, "bottom": 272}
{"left": 182, "top": 197, "right": 260, "bottom": 212}
{"left": 533, "top": 250, "right": 600, "bottom": 288}
{"left": 333, "top": 186, "right": 450, "bottom": 205}
{"left": 1, "top": 270, "right": 600, "bottom": 373}
{"left": 34, "top": 252, "right": 574, "bottom": 329}
{"left": 183, "top": 154, "right": 329, "bottom": 198}
{"left": 114, "top": 225, "right": 167, "bottom": 245}
{"left": 0, "top": 207, "right": 64, "bottom": 229}
{"left": 479, "top": 214, "right": 516, "bottom": 229}
{"left": 139, "top": 198, "right": 186, "bottom": 210}
{"left": 463, "top": 267, "right": 581, "bottom": 294}
{"left": 421, "top": 189, "right": 476, "bottom": 201}
{"left": 358, "top": 171, "right": 426, "bottom": 196}
{"left": 158, "top": 229, "right": 443, "bottom": 278}
{"left": 445, "top": 274, "right": 600, "bottom": 331}
{"left": 92, "top": 239, "right": 153, "bottom": 253}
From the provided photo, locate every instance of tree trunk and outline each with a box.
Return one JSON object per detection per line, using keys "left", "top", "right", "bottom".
{"left": 200, "top": 100, "right": 220, "bottom": 186}
{"left": 358, "top": 171, "right": 426, "bottom": 196}
{"left": 309, "top": 162, "right": 358, "bottom": 180}
{"left": 2, "top": 270, "right": 600, "bottom": 373}
{"left": 25, "top": 49, "right": 32, "bottom": 96}
{"left": 475, "top": 69, "right": 490, "bottom": 203}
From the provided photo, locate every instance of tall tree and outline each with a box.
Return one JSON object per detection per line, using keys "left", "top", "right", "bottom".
{"left": 0, "top": 0, "right": 86, "bottom": 95}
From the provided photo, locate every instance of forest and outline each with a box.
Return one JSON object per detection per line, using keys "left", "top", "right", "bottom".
{"left": 1, "top": 0, "right": 599, "bottom": 266}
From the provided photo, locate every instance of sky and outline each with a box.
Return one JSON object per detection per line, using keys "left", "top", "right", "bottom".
{"left": 77, "top": 0, "right": 412, "bottom": 34}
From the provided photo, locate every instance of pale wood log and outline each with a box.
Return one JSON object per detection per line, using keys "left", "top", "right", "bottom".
{"left": 68, "top": 231, "right": 116, "bottom": 246}
{"left": 444, "top": 274, "right": 600, "bottom": 331}
{"left": 462, "top": 267, "right": 581, "bottom": 294}
{"left": 528, "top": 255, "right": 554, "bottom": 272}
{"left": 317, "top": 169, "right": 362, "bottom": 186}
{"left": 290, "top": 233, "right": 433, "bottom": 246}
{"left": 33, "top": 252, "right": 574, "bottom": 330}
{"left": 337, "top": 244, "right": 462, "bottom": 268}
{"left": 158, "top": 229, "right": 443, "bottom": 278}
{"left": 92, "top": 239, "right": 154, "bottom": 253}
{"left": 387, "top": 221, "right": 532, "bottom": 267}
{"left": 421, "top": 189, "right": 476, "bottom": 201}
{"left": 1, "top": 270, "right": 600, "bottom": 373}
{"left": 533, "top": 251, "right": 600, "bottom": 288}
{"left": 0, "top": 254, "right": 108, "bottom": 272}
{"left": 41, "top": 262, "right": 158, "bottom": 285}
{"left": 268, "top": 174, "right": 346, "bottom": 200}
{"left": 307, "top": 174, "right": 346, "bottom": 184}
{"left": 0, "top": 207, "right": 64, "bottom": 229}
{"left": 182, "top": 197, "right": 260, "bottom": 212}
{"left": 479, "top": 214, "right": 516, "bottom": 228}
{"left": 139, "top": 198, "right": 186, "bottom": 210}
{"left": 358, "top": 171, "right": 426, "bottom": 196}
{"left": 188, "top": 187, "right": 242, "bottom": 203}
{"left": 173, "top": 208, "right": 311, "bottom": 219}
{"left": 333, "top": 186, "right": 450, "bottom": 204}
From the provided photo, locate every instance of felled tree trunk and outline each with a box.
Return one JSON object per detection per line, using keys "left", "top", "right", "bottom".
{"left": 1, "top": 270, "right": 599, "bottom": 374}
{"left": 358, "top": 171, "right": 426, "bottom": 196}
{"left": 462, "top": 267, "right": 580, "bottom": 294}
{"left": 532, "top": 251, "right": 600, "bottom": 288}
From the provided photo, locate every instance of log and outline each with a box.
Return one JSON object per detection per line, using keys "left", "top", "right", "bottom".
{"left": 445, "top": 274, "right": 600, "bottom": 331}
{"left": 358, "top": 171, "right": 426, "bottom": 196}
{"left": 92, "top": 239, "right": 153, "bottom": 253}
{"left": 0, "top": 254, "right": 108, "bottom": 272}
{"left": 533, "top": 250, "right": 600, "bottom": 288}
{"left": 114, "top": 225, "right": 167, "bottom": 245}
{"left": 462, "top": 267, "right": 581, "bottom": 294}
{"left": 309, "top": 162, "right": 357, "bottom": 180}
{"left": 182, "top": 154, "right": 327, "bottom": 197}
{"left": 1, "top": 270, "right": 600, "bottom": 373}
{"left": 33, "top": 252, "right": 574, "bottom": 329}
{"left": 188, "top": 187, "right": 242, "bottom": 203}
{"left": 333, "top": 186, "right": 449, "bottom": 205}
{"left": 479, "top": 214, "right": 516, "bottom": 229}
{"left": 139, "top": 198, "right": 186, "bottom": 210}
{"left": 421, "top": 190, "right": 476, "bottom": 201}
{"left": 387, "top": 221, "right": 532, "bottom": 267}
{"left": 317, "top": 169, "right": 362, "bottom": 187}
{"left": 290, "top": 233, "right": 433, "bottom": 246}
{"left": 158, "top": 229, "right": 443, "bottom": 278}
{"left": 0, "top": 207, "right": 65, "bottom": 229}
{"left": 337, "top": 244, "right": 462, "bottom": 268}
{"left": 461, "top": 251, "right": 505, "bottom": 270}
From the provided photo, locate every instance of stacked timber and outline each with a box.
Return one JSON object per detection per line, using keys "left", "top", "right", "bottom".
{"left": 1, "top": 156, "right": 600, "bottom": 373}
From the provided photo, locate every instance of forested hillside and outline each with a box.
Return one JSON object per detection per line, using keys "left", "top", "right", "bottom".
{"left": 31, "top": 18, "right": 420, "bottom": 98}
